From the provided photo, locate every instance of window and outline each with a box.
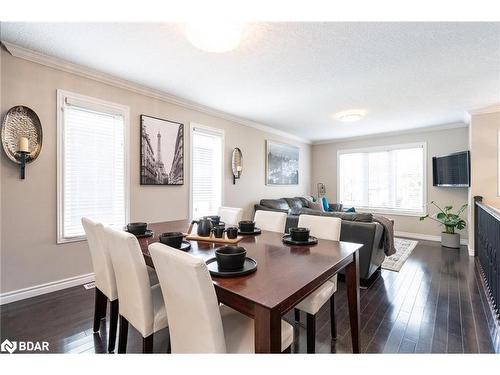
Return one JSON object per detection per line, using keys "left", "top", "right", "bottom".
{"left": 190, "top": 124, "right": 223, "bottom": 219}
{"left": 337, "top": 143, "right": 426, "bottom": 215}
{"left": 57, "top": 90, "right": 129, "bottom": 243}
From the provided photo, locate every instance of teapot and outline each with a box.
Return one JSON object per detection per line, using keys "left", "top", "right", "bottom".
{"left": 191, "top": 216, "right": 213, "bottom": 237}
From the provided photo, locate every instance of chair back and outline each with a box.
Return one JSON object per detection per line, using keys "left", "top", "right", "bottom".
{"left": 81, "top": 217, "right": 117, "bottom": 300}
{"left": 104, "top": 226, "right": 154, "bottom": 337}
{"left": 149, "top": 243, "right": 226, "bottom": 353}
{"left": 298, "top": 214, "right": 341, "bottom": 241}
{"left": 218, "top": 206, "right": 243, "bottom": 226}
{"left": 254, "top": 210, "right": 287, "bottom": 233}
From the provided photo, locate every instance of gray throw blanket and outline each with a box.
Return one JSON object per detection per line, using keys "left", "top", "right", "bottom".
{"left": 298, "top": 207, "right": 396, "bottom": 256}
{"left": 372, "top": 214, "right": 396, "bottom": 256}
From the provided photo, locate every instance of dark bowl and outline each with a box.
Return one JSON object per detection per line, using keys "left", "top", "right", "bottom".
{"left": 212, "top": 226, "right": 225, "bottom": 238}
{"left": 239, "top": 220, "right": 255, "bottom": 233}
{"left": 127, "top": 222, "right": 148, "bottom": 235}
{"left": 159, "top": 232, "right": 184, "bottom": 249}
{"left": 215, "top": 246, "right": 247, "bottom": 271}
{"left": 226, "top": 226, "right": 238, "bottom": 239}
{"left": 290, "top": 227, "right": 310, "bottom": 242}
{"left": 207, "top": 215, "right": 221, "bottom": 225}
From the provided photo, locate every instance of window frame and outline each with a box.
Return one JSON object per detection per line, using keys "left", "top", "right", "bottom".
{"left": 189, "top": 122, "right": 225, "bottom": 220}
{"left": 336, "top": 142, "right": 427, "bottom": 217}
{"left": 56, "top": 89, "right": 130, "bottom": 244}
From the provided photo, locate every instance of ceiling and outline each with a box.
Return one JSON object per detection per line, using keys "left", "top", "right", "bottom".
{"left": 1, "top": 22, "right": 499, "bottom": 142}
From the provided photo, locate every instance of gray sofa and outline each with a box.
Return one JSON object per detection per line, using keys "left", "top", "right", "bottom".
{"left": 254, "top": 197, "right": 386, "bottom": 287}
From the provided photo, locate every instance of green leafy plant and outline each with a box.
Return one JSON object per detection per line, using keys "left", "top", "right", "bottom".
{"left": 419, "top": 201, "right": 467, "bottom": 234}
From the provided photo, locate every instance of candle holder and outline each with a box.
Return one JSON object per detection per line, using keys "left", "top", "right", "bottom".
{"left": 231, "top": 148, "right": 243, "bottom": 184}
{"left": 1, "top": 106, "right": 43, "bottom": 181}
{"left": 15, "top": 150, "right": 30, "bottom": 179}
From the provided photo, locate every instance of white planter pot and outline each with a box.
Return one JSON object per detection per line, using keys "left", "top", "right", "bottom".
{"left": 441, "top": 232, "right": 460, "bottom": 249}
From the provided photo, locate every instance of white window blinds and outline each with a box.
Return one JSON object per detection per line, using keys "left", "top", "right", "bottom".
{"left": 338, "top": 144, "right": 425, "bottom": 215}
{"left": 58, "top": 91, "right": 129, "bottom": 242}
{"left": 191, "top": 126, "right": 223, "bottom": 219}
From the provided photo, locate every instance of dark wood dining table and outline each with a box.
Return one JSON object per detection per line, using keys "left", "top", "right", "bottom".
{"left": 138, "top": 220, "right": 363, "bottom": 353}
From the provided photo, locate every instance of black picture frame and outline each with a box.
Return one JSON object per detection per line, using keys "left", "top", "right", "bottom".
{"left": 140, "top": 114, "right": 184, "bottom": 185}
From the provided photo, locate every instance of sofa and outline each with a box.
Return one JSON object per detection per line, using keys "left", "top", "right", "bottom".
{"left": 254, "top": 197, "right": 386, "bottom": 287}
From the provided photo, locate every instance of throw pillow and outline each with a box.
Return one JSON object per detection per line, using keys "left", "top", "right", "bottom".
{"left": 321, "top": 197, "right": 331, "bottom": 212}
{"left": 346, "top": 207, "right": 356, "bottom": 212}
{"left": 308, "top": 201, "right": 325, "bottom": 212}
{"left": 283, "top": 197, "right": 303, "bottom": 210}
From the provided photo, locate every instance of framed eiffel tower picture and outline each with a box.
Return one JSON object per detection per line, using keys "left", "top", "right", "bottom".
{"left": 140, "top": 115, "right": 184, "bottom": 185}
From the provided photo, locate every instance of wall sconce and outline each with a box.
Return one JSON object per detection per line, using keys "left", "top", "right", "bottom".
{"left": 231, "top": 147, "right": 243, "bottom": 184}
{"left": 317, "top": 182, "right": 326, "bottom": 199}
{"left": 1, "top": 106, "right": 43, "bottom": 180}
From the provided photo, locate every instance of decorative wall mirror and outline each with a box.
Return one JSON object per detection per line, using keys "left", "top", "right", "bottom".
{"left": 231, "top": 147, "right": 243, "bottom": 184}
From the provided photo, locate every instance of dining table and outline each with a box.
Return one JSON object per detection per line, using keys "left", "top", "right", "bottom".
{"left": 138, "top": 220, "right": 363, "bottom": 353}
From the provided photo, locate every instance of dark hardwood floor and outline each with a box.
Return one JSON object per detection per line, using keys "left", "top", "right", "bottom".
{"left": 1, "top": 240, "right": 499, "bottom": 354}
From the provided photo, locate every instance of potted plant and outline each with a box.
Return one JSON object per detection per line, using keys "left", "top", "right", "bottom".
{"left": 419, "top": 201, "right": 467, "bottom": 248}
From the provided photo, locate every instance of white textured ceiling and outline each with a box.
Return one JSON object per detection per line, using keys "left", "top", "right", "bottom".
{"left": 1, "top": 22, "right": 499, "bottom": 142}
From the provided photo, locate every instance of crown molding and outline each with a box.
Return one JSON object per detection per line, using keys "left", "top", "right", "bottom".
{"left": 468, "top": 103, "right": 500, "bottom": 116}
{"left": 312, "top": 122, "right": 468, "bottom": 145}
{"left": 1, "top": 40, "right": 311, "bottom": 144}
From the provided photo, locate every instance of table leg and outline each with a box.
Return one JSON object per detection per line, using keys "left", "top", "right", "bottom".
{"left": 254, "top": 304, "right": 282, "bottom": 353}
{"left": 345, "top": 251, "right": 360, "bottom": 353}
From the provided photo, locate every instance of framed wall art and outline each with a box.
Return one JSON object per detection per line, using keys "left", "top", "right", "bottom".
{"left": 266, "top": 140, "right": 299, "bottom": 185}
{"left": 140, "top": 115, "right": 184, "bottom": 185}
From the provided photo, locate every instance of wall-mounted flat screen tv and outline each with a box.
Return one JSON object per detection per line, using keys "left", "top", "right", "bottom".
{"left": 432, "top": 151, "right": 470, "bottom": 187}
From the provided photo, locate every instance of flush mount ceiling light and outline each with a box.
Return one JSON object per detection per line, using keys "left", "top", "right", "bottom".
{"left": 334, "top": 110, "right": 367, "bottom": 122}
{"left": 185, "top": 22, "right": 245, "bottom": 53}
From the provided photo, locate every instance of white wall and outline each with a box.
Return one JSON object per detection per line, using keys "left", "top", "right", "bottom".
{"left": 0, "top": 48, "right": 311, "bottom": 294}
{"left": 312, "top": 126, "right": 470, "bottom": 239}
{"left": 467, "top": 109, "right": 500, "bottom": 252}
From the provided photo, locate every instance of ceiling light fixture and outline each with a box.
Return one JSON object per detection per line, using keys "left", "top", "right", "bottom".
{"left": 185, "top": 22, "right": 245, "bottom": 53}
{"left": 334, "top": 110, "right": 366, "bottom": 122}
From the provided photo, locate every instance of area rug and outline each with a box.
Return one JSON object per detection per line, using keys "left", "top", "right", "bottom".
{"left": 382, "top": 238, "right": 418, "bottom": 272}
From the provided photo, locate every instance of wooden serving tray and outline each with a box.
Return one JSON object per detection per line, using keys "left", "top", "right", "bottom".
{"left": 185, "top": 233, "right": 243, "bottom": 244}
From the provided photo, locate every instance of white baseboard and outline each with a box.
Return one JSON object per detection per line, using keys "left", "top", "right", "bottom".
{"left": 467, "top": 245, "right": 475, "bottom": 257}
{"left": 0, "top": 273, "right": 95, "bottom": 305}
{"left": 395, "top": 231, "right": 469, "bottom": 246}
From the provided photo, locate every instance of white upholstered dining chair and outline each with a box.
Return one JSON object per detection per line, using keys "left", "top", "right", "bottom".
{"left": 82, "top": 217, "right": 119, "bottom": 353}
{"left": 104, "top": 226, "right": 168, "bottom": 353}
{"left": 149, "top": 242, "right": 294, "bottom": 353}
{"left": 218, "top": 206, "right": 243, "bottom": 226}
{"left": 254, "top": 210, "right": 287, "bottom": 233}
{"left": 294, "top": 214, "right": 341, "bottom": 353}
